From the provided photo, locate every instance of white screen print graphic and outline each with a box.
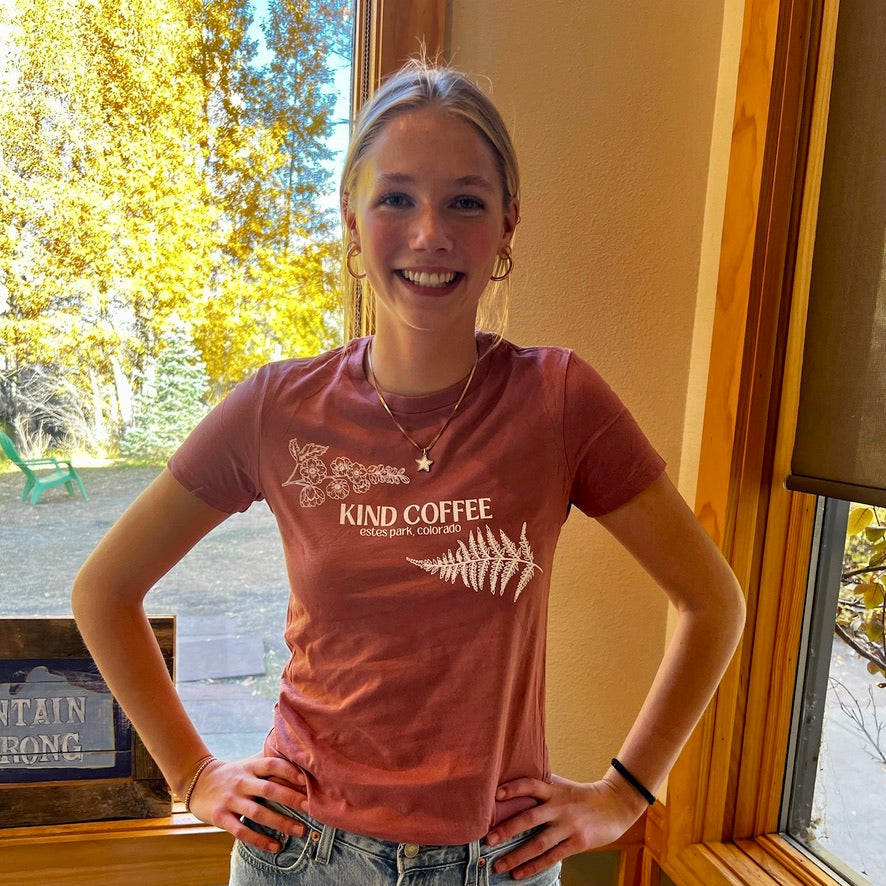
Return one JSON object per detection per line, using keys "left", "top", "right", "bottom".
{"left": 283, "top": 438, "right": 541, "bottom": 601}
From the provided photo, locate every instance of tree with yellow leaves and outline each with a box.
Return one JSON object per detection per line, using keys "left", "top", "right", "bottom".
{"left": 841, "top": 505, "right": 886, "bottom": 679}
{"left": 0, "top": 0, "right": 349, "bottom": 454}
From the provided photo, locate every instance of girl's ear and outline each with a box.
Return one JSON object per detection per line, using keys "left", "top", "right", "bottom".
{"left": 342, "top": 194, "right": 360, "bottom": 246}
{"left": 500, "top": 197, "right": 520, "bottom": 250}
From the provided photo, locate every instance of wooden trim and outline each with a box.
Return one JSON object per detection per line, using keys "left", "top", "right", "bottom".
{"left": 618, "top": 845, "right": 643, "bottom": 886}
{"left": 0, "top": 810, "right": 233, "bottom": 886}
{"left": 640, "top": 851, "right": 663, "bottom": 886}
{"left": 663, "top": 0, "right": 796, "bottom": 855}
{"left": 662, "top": 0, "right": 801, "bottom": 858}
{"left": 745, "top": 836, "right": 851, "bottom": 885}
{"left": 731, "top": 0, "right": 838, "bottom": 843}
{"left": 352, "top": 0, "right": 448, "bottom": 109}
{"left": 658, "top": 0, "right": 845, "bottom": 884}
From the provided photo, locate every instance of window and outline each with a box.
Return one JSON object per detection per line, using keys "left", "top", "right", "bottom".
{"left": 0, "top": 0, "right": 447, "bottom": 768}
{"left": 0, "top": 3, "right": 447, "bottom": 883}
{"left": 1, "top": 0, "right": 356, "bottom": 764}
{"left": 787, "top": 499, "right": 886, "bottom": 885}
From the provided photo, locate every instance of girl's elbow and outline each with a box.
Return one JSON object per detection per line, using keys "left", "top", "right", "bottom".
{"left": 70, "top": 566, "right": 95, "bottom": 625}
{"left": 719, "top": 572, "right": 746, "bottom": 647}
{"left": 70, "top": 561, "right": 115, "bottom": 625}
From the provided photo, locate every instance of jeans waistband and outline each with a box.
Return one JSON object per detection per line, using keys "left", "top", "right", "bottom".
{"left": 284, "top": 806, "right": 486, "bottom": 865}
{"left": 270, "top": 803, "right": 539, "bottom": 873}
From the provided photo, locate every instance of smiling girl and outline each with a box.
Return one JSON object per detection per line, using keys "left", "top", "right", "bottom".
{"left": 73, "top": 60, "right": 744, "bottom": 885}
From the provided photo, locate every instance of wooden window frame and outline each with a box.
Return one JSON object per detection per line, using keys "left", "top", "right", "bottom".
{"left": 352, "top": 0, "right": 448, "bottom": 104}
{"left": 648, "top": 0, "right": 852, "bottom": 884}
{"left": 0, "top": 4, "right": 447, "bottom": 884}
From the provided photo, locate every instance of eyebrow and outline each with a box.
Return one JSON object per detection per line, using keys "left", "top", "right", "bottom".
{"left": 374, "top": 172, "right": 496, "bottom": 192}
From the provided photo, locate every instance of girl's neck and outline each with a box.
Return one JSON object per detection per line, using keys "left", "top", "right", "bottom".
{"left": 367, "top": 328, "right": 479, "bottom": 397}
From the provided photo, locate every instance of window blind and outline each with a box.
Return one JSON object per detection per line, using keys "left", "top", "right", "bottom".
{"left": 786, "top": 0, "right": 886, "bottom": 507}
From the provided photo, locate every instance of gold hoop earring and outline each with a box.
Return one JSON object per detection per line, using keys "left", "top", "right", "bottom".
{"left": 346, "top": 243, "right": 366, "bottom": 280}
{"left": 490, "top": 246, "right": 513, "bottom": 282}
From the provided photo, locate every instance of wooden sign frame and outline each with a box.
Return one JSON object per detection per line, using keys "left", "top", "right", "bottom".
{"left": 0, "top": 617, "right": 173, "bottom": 827}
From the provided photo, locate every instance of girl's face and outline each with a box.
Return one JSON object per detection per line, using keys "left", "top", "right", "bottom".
{"left": 345, "top": 107, "right": 519, "bottom": 341}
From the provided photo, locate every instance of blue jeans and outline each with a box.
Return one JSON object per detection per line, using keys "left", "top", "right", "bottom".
{"left": 229, "top": 805, "right": 561, "bottom": 885}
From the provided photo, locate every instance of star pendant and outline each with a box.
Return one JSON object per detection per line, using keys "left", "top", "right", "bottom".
{"left": 416, "top": 451, "right": 433, "bottom": 472}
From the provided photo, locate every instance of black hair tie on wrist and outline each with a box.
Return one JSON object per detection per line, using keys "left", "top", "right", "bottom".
{"left": 610, "top": 757, "right": 656, "bottom": 805}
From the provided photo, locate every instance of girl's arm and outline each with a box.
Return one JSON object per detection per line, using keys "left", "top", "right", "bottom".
{"left": 487, "top": 472, "right": 745, "bottom": 878}
{"left": 72, "top": 468, "right": 307, "bottom": 851}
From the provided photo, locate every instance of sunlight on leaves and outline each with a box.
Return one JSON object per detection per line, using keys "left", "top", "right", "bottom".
{"left": 0, "top": 0, "right": 351, "bottom": 456}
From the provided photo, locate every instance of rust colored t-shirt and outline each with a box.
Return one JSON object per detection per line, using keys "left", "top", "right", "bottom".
{"left": 168, "top": 333, "right": 665, "bottom": 844}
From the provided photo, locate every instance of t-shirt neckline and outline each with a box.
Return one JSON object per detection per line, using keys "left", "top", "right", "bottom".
{"left": 346, "top": 333, "right": 497, "bottom": 415}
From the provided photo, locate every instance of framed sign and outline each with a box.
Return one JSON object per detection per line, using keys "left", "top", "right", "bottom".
{"left": 0, "top": 617, "right": 174, "bottom": 827}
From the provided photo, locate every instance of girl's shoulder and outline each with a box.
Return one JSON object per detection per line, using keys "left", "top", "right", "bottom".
{"left": 481, "top": 335, "right": 579, "bottom": 389}
{"left": 481, "top": 333, "right": 571, "bottom": 366}
{"left": 245, "top": 339, "right": 359, "bottom": 396}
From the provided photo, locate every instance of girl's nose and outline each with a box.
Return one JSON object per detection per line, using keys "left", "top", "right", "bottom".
{"left": 410, "top": 208, "right": 453, "bottom": 251}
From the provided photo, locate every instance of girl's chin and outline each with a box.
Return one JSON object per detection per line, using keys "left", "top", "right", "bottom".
{"left": 373, "top": 300, "right": 482, "bottom": 336}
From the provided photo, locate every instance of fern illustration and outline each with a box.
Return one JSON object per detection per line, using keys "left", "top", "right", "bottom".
{"left": 407, "top": 523, "right": 541, "bottom": 602}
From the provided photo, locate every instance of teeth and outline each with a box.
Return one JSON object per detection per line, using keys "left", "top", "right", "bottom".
{"left": 401, "top": 269, "right": 457, "bottom": 288}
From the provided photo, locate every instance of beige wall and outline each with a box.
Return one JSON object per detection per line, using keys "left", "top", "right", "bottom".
{"left": 449, "top": 1, "right": 741, "bottom": 778}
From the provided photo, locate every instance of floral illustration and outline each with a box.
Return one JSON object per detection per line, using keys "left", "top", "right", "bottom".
{"left": 407, "top": 523, "right": 541, "bottom": 602}
{"left": 282, "top": 438, "right": 410, "bottom": 508}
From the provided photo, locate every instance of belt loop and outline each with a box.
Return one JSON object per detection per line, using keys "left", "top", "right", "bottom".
{"left": 464, "top": 838, "right": 481, "bottom": 886}
{"left": 315, "top": 822, "right": 336, "bottom": 865}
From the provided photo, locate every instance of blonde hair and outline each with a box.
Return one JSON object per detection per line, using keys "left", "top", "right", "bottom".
{"left": 340, "top": 59, "right": 520, "bottom": 339}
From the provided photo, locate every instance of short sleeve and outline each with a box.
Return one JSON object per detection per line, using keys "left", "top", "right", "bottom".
{"left": 564, "top": 352, "right": 666, "bottom": 517}
{"left": 167, "top": 368, "right": 270, "bottom": 513}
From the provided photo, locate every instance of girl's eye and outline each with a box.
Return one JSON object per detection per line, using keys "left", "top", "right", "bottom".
{"left": 453, "top": 196, "right": 484, "bottom": 211}
{"left": 379, "top": 193, "right": 411, "bottom": 208}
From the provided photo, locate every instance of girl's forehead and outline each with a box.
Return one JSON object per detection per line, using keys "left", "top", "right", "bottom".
{"left": 381, "top": 105, "right": 468, "bottom": 136}
{"left": 358, "top": 108, "right": 502, "bottom": 186}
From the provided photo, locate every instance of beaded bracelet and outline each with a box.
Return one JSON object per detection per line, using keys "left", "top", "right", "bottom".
{"left": 183, "top": 754, "right": 218, "bottom": 812}
{"left": 610, "top": 757, "right": 656, "bottom": 806}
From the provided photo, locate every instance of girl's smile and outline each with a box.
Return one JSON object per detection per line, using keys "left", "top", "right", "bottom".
{"left": 398, "top": 269, "right": 461, "bottom": 289}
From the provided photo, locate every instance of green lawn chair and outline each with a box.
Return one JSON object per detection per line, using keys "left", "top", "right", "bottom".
{"left": 0, "top": 430, "right": 89, "bottom": 504}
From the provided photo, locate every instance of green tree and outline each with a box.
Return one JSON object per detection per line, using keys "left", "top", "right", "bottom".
{"left": 120, "top": 321, "right": 209, "bottom": 462}
{"left": 259, "top": 0, "right": 350, "bottom": 246}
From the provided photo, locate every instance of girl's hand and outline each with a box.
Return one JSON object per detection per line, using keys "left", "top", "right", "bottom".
{"left": 186, "top": 754, "right": 310, "bottom": 852}
{"left": 485, "top": 774, "right": 648, "bottom": 880}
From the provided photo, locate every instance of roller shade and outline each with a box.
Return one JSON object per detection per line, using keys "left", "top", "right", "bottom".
{"left": 786, "top": 1, "right": 886, "bottom": 507}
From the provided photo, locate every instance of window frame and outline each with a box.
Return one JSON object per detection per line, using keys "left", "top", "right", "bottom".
{"left": 651, "top": 0, "right": 856, "bottom": 884}
{"left": 0, "top": 3, "right": 448, "bottom": 884}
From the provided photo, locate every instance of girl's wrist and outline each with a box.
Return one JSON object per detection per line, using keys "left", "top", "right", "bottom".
{"left": 608, "top": 757, "right": 656, "bottom": 805}
{"left": 167, "top": 748, "right": 215, "bottom": 802}
{"left": 602, "top": 762, "right": 655, "bottom": 818}
{"left": 182, "top": 754, "right": 220, "bottom": 810}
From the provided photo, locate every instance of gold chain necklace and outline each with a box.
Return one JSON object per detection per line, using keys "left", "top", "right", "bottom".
{"left": 366, "top": 341, "right": 479, "bottom": 472}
